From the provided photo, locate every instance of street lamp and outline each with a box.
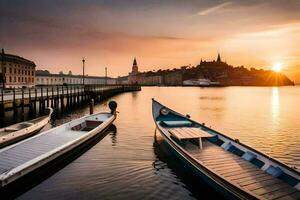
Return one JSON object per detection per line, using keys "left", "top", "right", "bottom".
{"left": 82, "top": 57, "right": 85, "bottom": 86}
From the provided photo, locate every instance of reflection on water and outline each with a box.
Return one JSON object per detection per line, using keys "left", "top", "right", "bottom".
{"left": 18, "top": 86, "right": 300, "bottom": 199}
{"left": 271, "top": 87, "right": 280, "bottom": 123}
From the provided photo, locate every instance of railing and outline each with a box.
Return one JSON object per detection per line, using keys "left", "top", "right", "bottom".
{"left": 0, "top": 84, "right": 140, "bottom": 102}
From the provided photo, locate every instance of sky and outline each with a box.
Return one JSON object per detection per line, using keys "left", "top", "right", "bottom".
{"left": 1, "top": 0, "right": 300, "bottom": 82}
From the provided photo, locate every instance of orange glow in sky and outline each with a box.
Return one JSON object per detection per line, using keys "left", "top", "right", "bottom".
{"left": 1, "top": 1, "right": 300, "bottom": 83}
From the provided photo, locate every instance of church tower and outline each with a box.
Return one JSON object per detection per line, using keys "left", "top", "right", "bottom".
{"left": 132, "top": 57, "right": 138, "bottom": 74}
{"left": 217, "top": 53, "right": 221, "bottom": 62}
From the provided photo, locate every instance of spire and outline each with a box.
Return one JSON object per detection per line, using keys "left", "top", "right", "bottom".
{"left": 132, "top": 57, "right": 138, "bottom": 74}
{"left": 133, "top": 57, "right": 137, "bottom": 66}
{"left": 217, "top": 52, "right": 221, "bottom": 62}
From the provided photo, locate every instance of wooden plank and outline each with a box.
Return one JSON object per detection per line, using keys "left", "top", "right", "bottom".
{"left": 209, "top": 162, "right": 255, "bottom": 172}
{"left": 262, "top": 186, "right": 299, "bottom": 200}
{"left": 252, "top": 182, "right": 291, "bottom": 196}
{"left": 200, "top": 156, "right": 241, "bottom": 162}
{"left": 215, "top": 165, "right": 256, "bottom": 177}
{"left": 244, "top": 178, "right": 282, "bottom": 191}
{"left": 221, "top": 167, "right": 263, "bottom": 177}
{"left": 236, "top": 174, "right": 273, "bottom": 186}
{"left": 203, "top": 159, "right": 247, "bottom": 165}
{"left": 276, "top": 191, "right": 300, "bottom": 200}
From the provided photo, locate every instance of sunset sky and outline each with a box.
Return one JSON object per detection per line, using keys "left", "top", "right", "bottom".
{"left": 1, "top": 0, "right": 300, "bottom": 82}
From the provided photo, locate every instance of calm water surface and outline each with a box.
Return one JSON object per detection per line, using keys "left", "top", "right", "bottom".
{"left": 18, "top": 86, "right": 300, "bottom": 199}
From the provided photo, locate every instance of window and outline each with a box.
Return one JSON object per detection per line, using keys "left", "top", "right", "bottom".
{"left": 14, "top": 77, "right": 16, "bottom": 82}
{"left": 9, "top": 68, "right": 12, "bottom": 73}
{"left": 22, "top": 77, "right": 24, "bottom": 82}
{"left": 9, "top": 76, "right": 12, "bottom": 82}
{"left": 25, "top": 77, "right": 27, "bottom": 83}
{"left": 18, "top": 77, "right": 20, "bottom": 82}
{"left": 14, "top": 68, "right": 16, "bottom": 74}
{"left": 18, "top": 69, "right": 20, "bottom": 74}
{"left": 32, "top": 71, "right": 34, "bottom": 76}
{"left": 32, "top": 77, "right": 34, "bottom": 82}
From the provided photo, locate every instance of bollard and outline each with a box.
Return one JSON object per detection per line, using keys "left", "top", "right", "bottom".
{"left": 90, "top": 99, "right": 94, "bottom": 114}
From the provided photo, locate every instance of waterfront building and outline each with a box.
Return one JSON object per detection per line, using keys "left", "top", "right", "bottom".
{"left": 0, "top": 49, "right": 36, "bottom": 88}
{"left": 35, "top": 70, "right": 116, "bottom": 86}
{"left": 128, "top": 57, "right": 139, "bottom": 84}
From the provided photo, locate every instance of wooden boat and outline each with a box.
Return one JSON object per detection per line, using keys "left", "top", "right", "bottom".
{"left": 152, "top": 99, "right": 300, "bottom": 200}
{"left": 0, "top": 108, "right": 53, "bottom": 148}
{"left": 0, "top": 101, "right": 117, "bottom": 189}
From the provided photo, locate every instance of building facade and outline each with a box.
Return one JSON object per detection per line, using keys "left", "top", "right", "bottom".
{"left": 128, "top": 57, "right": 139, "bottom": 84}
{"left": 35, "top": 70, "right": 116, "bottom": 85}
{"left": 0, "top": 49, "right": 36, "bottom": 88}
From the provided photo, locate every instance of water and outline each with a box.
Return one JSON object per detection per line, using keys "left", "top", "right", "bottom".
{"left": 18, "top": 86, "right": 300, "bottom": 199}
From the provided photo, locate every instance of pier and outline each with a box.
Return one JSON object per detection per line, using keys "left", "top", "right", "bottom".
{"left": 0, "top": 85, "right": 141, "bottom": 123}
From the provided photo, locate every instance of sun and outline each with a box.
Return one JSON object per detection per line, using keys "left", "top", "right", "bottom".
{"left": 272, "top": 63, "right": 282, "bottom": 72}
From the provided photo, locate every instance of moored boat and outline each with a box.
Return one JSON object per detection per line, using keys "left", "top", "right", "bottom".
{"left": 0, "top": 108, "right": 53, "bottom": 148}
{"left": 152, "top": 99, "right": 300, "bottom": 200}
{"left": 0, "top": 101, "right": 118, "bottom": 189}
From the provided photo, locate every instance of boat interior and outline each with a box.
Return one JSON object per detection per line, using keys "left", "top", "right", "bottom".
{"left": 156, "top": 110, "right": 300, "bottom": 199}
{"left": 71, "top": 120, "right": 103, "bottom": 132}
{"left": 1, "top": 122, "right": 34, "bottom": 134}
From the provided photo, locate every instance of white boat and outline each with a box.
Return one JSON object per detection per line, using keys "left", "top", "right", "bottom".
{"left": 183, "top": 78, "right": 220, "bottom": 86}
{"left": 152, "top": 99, "right": 300, "bottom": 200}
{"left": 0, "top": 108, "right": 53, "bottom": 148}
{"left": 0, "top": 101, "right": 117, "bottom": 189}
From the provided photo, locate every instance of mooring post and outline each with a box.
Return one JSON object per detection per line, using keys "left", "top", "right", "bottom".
{"left": 40, "top": 87, "right": 43, "bottom": 114}
{"left": 56, "top": 86, "right": 59, "bottom": 112}
{"left": 51, "top": 87, "right": 54, "bottom": 108}
{"left": 61, "top": 86, "right": 64, "bottom": 112}
{"left": 0, "top": 88, "right": 5, "bottom": 124}
{"left": 21, "top": 88, "right": 25, "bottom": 121}
{"left": 90, "top": 99, "right": 94, "bottom": 114}
{"left": 13, "top": 88, "right": 17, "bottom": 118}
{"left": 28, "top": 88, "right": 32, "bottom": 115}
{"left": 0, "top": 88, "right": 4, "bottom": 121}
{"left": 77, "top": 86, "right": 80, "bottom": 106}
{"left": 66, "top": 86, "right": 69, "bottom": 109}
{"left": 46, "top": 87, "right": 49, "bottom": 107}
{"left": 34, "top": 88, "right": 37, "bottom": 116}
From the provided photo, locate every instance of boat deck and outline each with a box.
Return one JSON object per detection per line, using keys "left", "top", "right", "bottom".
{"left": 187, "top": 141, "right": 300, "bottom": 200}
{"left": 0, "top": 129, "right": 84, "bottom": 175}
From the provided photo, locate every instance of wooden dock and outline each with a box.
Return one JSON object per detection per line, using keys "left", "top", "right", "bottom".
{"left": 0, "top": 85, "right": 141, "bottom": 123}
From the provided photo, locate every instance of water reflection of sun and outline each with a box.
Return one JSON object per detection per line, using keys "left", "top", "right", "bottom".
{"left": 271, "top": 87, "right": 280, "bottom": 122}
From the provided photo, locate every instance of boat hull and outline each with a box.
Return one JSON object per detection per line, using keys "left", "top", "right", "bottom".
{"left": 0, "top": 119, "right": 115, "bottom": 198}
{"left": 156, "top": 126, "right": 249, "bottom": 200}
{"left": 0, "top": 112, "right": 116, "bottom": 189}
{"left": 0, "top": 108, "right": 53, "bottom": 148}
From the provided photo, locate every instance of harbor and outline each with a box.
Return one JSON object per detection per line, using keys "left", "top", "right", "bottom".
{"left": 1, "top": 1, "right": 300, "bottom": 199}
{"left": 3, "top": 86, "right": 299, "bottom": 199}
{"left": 0, "top": 85, "right": 141, "bottom": 126}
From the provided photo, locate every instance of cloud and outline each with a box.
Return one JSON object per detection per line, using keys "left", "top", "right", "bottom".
{"left": 197, "top": 1, "right": 232, "bottom": 16}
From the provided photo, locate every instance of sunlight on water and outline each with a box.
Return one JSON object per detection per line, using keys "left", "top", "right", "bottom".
{"left": 19, "top": 86, "right": 300, "bottom": 200}
{"left": 271, "top": 87, "right": 280, "bottom": 124}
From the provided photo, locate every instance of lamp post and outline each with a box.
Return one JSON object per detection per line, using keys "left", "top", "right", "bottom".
{"left": 82, "top": 57, "right": 85, "bottom": 86}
